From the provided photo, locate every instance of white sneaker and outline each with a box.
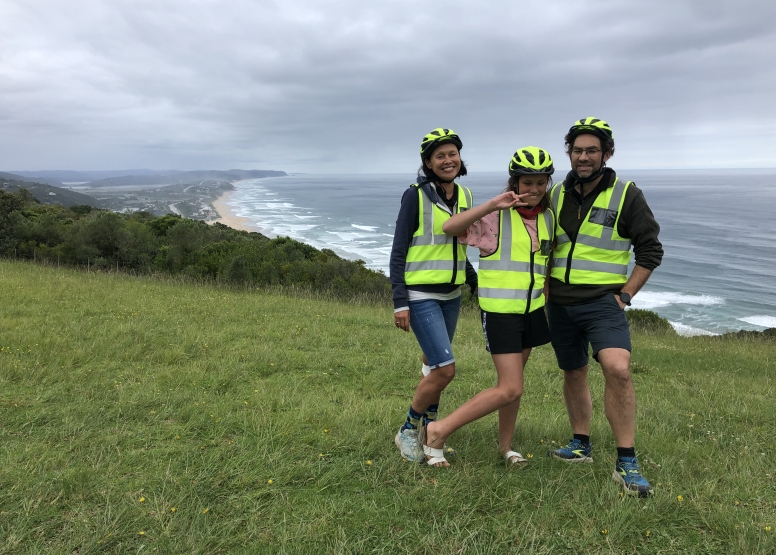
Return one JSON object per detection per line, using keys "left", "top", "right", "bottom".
{"left": 394, "top": 427, "right": 421, "bottom": 462}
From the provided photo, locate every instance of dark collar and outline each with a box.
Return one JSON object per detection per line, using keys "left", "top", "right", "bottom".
{"left": 563, "top": 168, "right": 616, "bottom": 198}
{"left": 418, "top": 177, "right": 457, "bottom": 206}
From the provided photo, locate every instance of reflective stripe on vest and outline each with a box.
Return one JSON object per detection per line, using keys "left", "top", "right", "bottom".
{"left": 477, "top": 208, "right": 554, "bottom": 313}
{"left": 404, "top": 183, "right": 473, "bottom": 285}
{"left": 550, "top": 177, "right": 632, "bottom": 284}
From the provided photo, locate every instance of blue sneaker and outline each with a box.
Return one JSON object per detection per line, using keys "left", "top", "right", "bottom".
{"left": 395, "top": 427, "right": 421, "bottom": 462}
{"left": 549, "top": 438, "right": 593, "bottom": 463}
{"left": 613, "top": 457, "right": 654, "bottom": 497}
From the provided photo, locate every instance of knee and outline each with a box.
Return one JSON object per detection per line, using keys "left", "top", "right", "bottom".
{"left": 498, "top": 386, "right": 523, "bottom": 405}
{"left": 432, "top": 363, "right": 456, "bottom": 386}
{"left": 603, "top": 363, "right": 631, "bottom": 387}
{"left": 564, "top": 366, "right": 589, "bottom": 386}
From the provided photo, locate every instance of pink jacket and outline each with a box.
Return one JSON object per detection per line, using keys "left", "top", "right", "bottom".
{"left": 459, "top": 210, "right": 539, "bottom": 256}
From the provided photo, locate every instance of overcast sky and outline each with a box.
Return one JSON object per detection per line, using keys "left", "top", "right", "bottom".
{"left": 1, "top": 0, "right": 775, "bottom": 173}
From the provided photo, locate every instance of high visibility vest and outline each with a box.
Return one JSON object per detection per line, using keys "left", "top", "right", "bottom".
{"left": 478, "top": 208, "right": 554, "bottom": 313}
{"left": 550, "top": 177, "right": 632, "bottom": 285}
{"left": 404, "top": 183, "right": 473, "bottom": 286}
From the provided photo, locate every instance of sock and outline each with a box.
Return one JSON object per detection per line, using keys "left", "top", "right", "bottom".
{"left": 617, "top": 446, "right": 636, "bottom": 460}
{"left": 422, "top": 404, "right": 439, "bottom": 426}
{"left": 401, "top": 405, "right": 424, "bottom": 431}
{"left": 573, "top": 434, "right": 590, "bottom": 447}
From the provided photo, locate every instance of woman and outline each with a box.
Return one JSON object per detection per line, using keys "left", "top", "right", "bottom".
{"left": 421, "top": 146, "right": 556, "bottom": 467}
{"left": 390, "top": 128, "right": 478, "bottom": 462}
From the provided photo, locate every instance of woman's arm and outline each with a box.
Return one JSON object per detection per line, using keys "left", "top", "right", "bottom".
{"left": 389, "top": 187, "right": 419, "bottom": 331}
{"left": 442, "top": 191, "right": 525, "bottom": 235}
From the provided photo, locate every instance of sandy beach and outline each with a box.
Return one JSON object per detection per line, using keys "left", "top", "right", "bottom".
{"left": 209, "top": 189, "right": 267, "bottom": 234}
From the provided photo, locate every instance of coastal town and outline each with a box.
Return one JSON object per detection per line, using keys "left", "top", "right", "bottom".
{"left": 1, "top": 169, "right": 287, "bottom": 224}
{"left": 76, "top": 179, "right": 234, "bottom": 220}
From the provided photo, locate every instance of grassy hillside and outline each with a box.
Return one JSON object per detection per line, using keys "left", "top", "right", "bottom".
{"left": 0, "top": 261, "right": 773, "bottom": 554}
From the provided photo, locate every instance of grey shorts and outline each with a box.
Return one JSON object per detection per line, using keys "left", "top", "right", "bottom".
{"left": 546, "top": 294, "right": 631, "bottom": 371}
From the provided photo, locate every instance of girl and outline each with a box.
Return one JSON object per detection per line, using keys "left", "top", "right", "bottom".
{"left": 421, "top": 146, "right": 555, "bottom": 467}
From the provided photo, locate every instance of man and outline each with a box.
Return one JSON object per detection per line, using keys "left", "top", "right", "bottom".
{"left": 547, "top": 117, "right": 663, "bottom": 497}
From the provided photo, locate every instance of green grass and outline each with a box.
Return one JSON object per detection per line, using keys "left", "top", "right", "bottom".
{"left": 0, "top": 260, "right": 774, "bottom": 554}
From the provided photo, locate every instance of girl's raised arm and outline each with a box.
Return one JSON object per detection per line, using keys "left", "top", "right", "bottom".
{"left": 442, "top": 192, "right": 526, "bottom": 235}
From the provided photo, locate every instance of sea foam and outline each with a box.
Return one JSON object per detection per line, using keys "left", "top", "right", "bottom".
{"left": 737, "top": 315, "right": 776, "bottom": 328}
{"left": 633, "top": 292, "right": 724, "bottom": 310}
{"left": 669, "top": 322, "right": 720, "bottom": 337}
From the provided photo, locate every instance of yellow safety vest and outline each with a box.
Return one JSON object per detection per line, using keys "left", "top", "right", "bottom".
{"left": 550, "top": 177, "right": 632, "bottom": 285}
{"left": 405, "top": 183, "right": 473, "bottom": 286}
{"left": 478, "top": 208, "right": 554, "bottom": 313}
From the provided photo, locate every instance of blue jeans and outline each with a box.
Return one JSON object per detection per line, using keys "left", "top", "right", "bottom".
{"left": 408, "top": 296, "right": 461, "bottom": 369}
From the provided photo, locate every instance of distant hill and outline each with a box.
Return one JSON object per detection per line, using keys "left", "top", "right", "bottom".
{"left": 8, "top": 169, "right": 175, "bottom": 183}
{"left": 0, "top": 171, "right": 65, "bottom": 188}
{"left": 2, "top": 169, "right": 287, "bottom": 188}
{"left": 82, "top": 169, "right": 287, "bottom": 188}
{"left": 0, "top": 177, "right": 103, "bottom": 208}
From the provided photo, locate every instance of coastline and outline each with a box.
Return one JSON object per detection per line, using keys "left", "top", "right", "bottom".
{"left": 209, "top": 189, "right": 267, "bottom": 234}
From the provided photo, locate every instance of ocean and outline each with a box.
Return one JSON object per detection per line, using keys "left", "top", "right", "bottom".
{"left": 221, "top": 170, "right": 776, "bottom": 336}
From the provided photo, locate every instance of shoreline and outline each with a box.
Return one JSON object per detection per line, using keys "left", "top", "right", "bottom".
{"left": 209, "top": 188, "right": 270, "bottom": 235}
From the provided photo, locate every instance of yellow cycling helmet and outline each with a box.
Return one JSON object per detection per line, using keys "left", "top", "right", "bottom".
{"left": 420, "top": 128, "right": 463, "bottom": 160}
{"left": 509, "top": 146, "right": 555, "bottom": 177}
{"left": 567, "top": 117, "right": 614, "bottom": 142}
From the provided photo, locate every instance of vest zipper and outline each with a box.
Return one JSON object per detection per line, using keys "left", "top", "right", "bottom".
{"left": 450, "top": 236, "right": 459, "bottom": 284}
{"left": 526, "top": 249, "right": 535, "bottom": 313}
{"left": 449, "top": 191, "right": 459, "bottom": 284}
{"left": 566, "top": 193, "right": 582, "bottom": 282}
{"left": 565, "top": 239, "right": 576, "bottom": 283}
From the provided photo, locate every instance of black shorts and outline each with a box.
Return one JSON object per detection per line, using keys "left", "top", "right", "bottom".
{"left": 481, "top": 308, "right": 552, "bottom": 355}
{"left": 546, "top": 294, "right": 631, "bottom": 371}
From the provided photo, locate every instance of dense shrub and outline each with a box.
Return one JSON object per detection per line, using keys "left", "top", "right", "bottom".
{"left": 715, "top": 327, "right": 776, "bottom": 341}
{"left": 0, "top": 188, "right": 390, "bottom": 299}
{"left": 626, "top": 308, "right": 675, "bottom": 334}
{"left": 224, "top": 256, "right": 251, "bottom": 283}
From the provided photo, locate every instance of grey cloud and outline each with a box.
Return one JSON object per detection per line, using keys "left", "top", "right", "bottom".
{"left": 1, "top": 0, "right": 774, "bottom": 172}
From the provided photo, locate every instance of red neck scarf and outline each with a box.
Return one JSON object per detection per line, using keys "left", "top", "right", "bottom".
{"left": 515, "top": 205, "right": 542, "bottom": 219}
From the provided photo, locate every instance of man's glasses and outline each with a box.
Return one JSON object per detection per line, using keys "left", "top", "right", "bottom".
{"left": 571, "top": 147, "right": 602, "bottom": 156}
